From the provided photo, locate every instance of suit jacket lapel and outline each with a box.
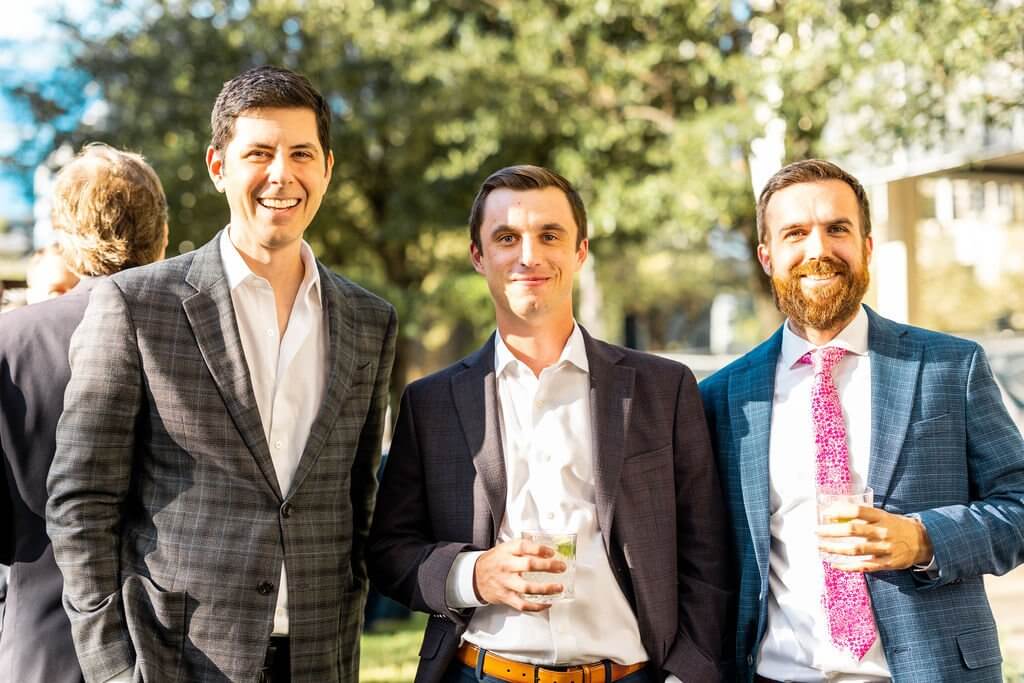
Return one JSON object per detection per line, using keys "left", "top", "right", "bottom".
{"left": 182, "top": 232, "right": 281, "bottom": 499}
{"left": 287, "top": 265, "right": 357, "bottom": 496}
{"left": 865, "top": 306, "right": 920, "bottom": 505}
{"left": 584, "top": 329, "right": 634, "bottom": 556}
{"left": 452, "top": 335, "right": 506, "bottom": 546}
{"left": 731, "top": 327, "right": 782, "bottom": 585}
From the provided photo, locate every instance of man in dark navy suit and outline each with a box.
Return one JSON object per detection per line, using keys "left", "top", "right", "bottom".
{"left": 0, "top": 143, "right": 168, "bottom": 683}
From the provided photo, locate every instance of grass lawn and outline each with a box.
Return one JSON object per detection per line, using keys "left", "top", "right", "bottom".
{"left": 360, "top": 612, "right": 427, "bottom": 683}
{"left": 359, "top": 613, "right": 1023, "bottom": 683}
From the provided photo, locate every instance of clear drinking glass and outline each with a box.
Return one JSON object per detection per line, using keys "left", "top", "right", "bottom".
{"left": 817, "top": 487, "right": 874, "bottom": 567}
{"left": 521, "top": 531, "right": 577, "bottom": 603}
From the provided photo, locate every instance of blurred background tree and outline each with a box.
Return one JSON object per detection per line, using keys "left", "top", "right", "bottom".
{"left": 4, "top": 0, "right": 1021, "bottom": 397}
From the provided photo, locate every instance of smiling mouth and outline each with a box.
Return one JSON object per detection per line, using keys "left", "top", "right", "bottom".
{"left": 258, "top": 197, "right": 301, "bottom": 210}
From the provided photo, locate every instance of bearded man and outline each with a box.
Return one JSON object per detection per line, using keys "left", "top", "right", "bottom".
{"left": 699, "top": 159, "right": 1024, "bottom": 683}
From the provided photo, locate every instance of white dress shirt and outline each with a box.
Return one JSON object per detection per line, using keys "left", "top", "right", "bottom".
{"left": 445, "top": 324, "right": 648, "bottom": 667}
{"left": 220, "top": 228, "right": 328, "bottom": 636}
{"left": 104, "top": 232, "right": 328, "bottom": 682}
{"left": 757, "top": 306, "right": 891, "bottom": 682}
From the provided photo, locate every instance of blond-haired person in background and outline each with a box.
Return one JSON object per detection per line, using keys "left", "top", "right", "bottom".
{"left": 0, "top": 142, "right": 167, "bottom": 683}
{"left": 25, "top": 243, "right": 80, "bottom": 305}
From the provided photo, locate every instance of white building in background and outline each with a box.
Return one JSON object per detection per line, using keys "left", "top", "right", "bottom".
{"left": 850, "top": 138, "right": 1024, "bottom": 333}
{"left": 824, "top": 41, "right": 1024, "bottom": 333}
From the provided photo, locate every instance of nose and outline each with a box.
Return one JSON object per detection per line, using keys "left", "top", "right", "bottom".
{"left": 804, "top": 225, "right": 828, "bottom": 259}
{"left": 267, "top": 154, "right": 293, "bottom": 185}
{"left": 519, "top": 235, "right": 541, "bottom": 267}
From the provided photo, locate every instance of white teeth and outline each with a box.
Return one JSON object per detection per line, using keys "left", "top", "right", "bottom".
{"left": 258, "top": 198, "right": 300, "bottom": 209}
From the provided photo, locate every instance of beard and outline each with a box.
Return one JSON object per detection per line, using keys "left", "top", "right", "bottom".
{"left": 769, "top": 250, "right": 870, "bottom": 332}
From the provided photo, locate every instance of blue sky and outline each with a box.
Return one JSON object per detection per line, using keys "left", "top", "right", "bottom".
{"left": 0, "top": 0, "right": 92, "bottom": 223}
{"left": 0, "top": 97, "right": 29, "bottom": 221}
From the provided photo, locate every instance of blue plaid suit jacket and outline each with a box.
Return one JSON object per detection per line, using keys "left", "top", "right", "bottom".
{"left": 699, "top": 306, "right": 1024, "bottom": 683}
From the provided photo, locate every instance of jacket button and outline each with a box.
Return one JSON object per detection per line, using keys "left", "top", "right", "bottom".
{"left": 746, "top": 654, "right": 754, "bottom": 666}
{"left": 257, "top": 581, "right": 275, "bottom": 595}
{"left": 281, "top": 502, "right": 293, "bottom": 518}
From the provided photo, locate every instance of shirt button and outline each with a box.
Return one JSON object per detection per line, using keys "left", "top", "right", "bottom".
{"left": 281, "top": 502, "right": 293, "bottom": 518}
{"left": 546, "top": 512, "right": 555, "bottom": 520}
{"left": 266, "top": 328, "right": 275, "bottom": 337}
{"left": 257, "top": 581, "right": 275, "bottom": 595}
{"left": 274, "top": 440, "right": 283, "bottom": 450}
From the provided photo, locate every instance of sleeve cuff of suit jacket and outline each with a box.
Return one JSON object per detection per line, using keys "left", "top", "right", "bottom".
{"left": 446, "top": 550, "right": 487, "bottom": 609}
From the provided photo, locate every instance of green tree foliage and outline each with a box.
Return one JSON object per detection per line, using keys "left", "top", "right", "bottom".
{"left": 746, "top": 0, "right": 1024, "bottom": 163}
{"left": 13, "top": 0, "right": 760, "bottom": 388}
{"left": 9, "top": 0, "right": 1022, "bottom": 392}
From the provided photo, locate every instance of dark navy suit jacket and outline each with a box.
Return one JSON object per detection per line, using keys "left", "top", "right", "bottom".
{"left": 0, "top": 281, "right": 95, "bottom": 683}
{"left": 369, "top": 329, "right": 731, "bottom": 683}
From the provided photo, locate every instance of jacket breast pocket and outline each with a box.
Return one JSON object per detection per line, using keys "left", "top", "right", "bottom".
{"left": 623, "top": 444, "right": 673, "bottom": 473}
{"left": 619, "top": 445, "right": 675, "bottom": 546}
{"left": 904, "top": 412, "right": 967, "bottom": 490}
{"left": 908, "top": 412, "right": 951, "bottom": 433}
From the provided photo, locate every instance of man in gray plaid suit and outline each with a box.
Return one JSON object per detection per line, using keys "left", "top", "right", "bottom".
{"left": 47, "top": 66, "right": 397, "bottom": 682}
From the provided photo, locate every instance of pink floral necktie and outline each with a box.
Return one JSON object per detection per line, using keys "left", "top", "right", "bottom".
{"left": 800, "top": 346, "right": 877, "bottom": 660}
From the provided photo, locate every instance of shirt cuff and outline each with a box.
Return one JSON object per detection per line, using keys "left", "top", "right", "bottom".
{"left": 912, "top": 553, "right": 938, "bottom": 577}
{"left": 665, "top": 674, "right": 683, "bottom": 683}
{"left": 907, "top": 513, "right": 939, "bottom": 578}
{"left": 445, "top": 550, "right": 487, "bottom": 609}
{"left": 105, "top": 666, "right": 133, "bottom": 683}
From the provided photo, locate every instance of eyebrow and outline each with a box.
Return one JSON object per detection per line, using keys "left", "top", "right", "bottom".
{"left": 778, "top": 217, "right": 855, "bottom": 232}
{"left": 492, "top": 223, "right": 569, "bottom": 233}
{"left": 245, "top": 142, "right": 320, "bottom": 153}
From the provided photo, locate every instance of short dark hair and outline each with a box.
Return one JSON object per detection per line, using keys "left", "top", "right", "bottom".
{"left": 756, "top": 159, "right": 871, "bottom": 244}
{"left": 211, "top": 65, "right": 331, "bottom": 162}
{"left": 468, "top": 165, "right": 588, "bottom": 251}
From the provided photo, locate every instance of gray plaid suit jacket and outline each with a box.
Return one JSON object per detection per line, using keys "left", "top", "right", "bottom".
{"left": 46, "top": 233, "right": 397, "bottom": 682}
{"left": 368, "top": 329, "right": 731, "bottom": 683}
{"left": 700, "top": 306, "right": 1024, "bottom": 682}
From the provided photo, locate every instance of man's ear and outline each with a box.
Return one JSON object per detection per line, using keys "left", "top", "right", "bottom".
{"left": 575, "top": 238, "right": 589, "bottom": 270}
{"left": 470, "top": 242, "right": 485, "bottom": 274}
{"left": 324, "top": 149, "right": 334, "bottom": 181}
{"left": 756, "top": 243, "right": 772, "bottom": 276}
{"left": 206, "top": 146, "right": 225, "bottom": 192}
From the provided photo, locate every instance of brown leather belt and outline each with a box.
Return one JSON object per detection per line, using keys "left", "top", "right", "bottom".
{"left": 456, "top": 644, "right": 646, "bottom": 683}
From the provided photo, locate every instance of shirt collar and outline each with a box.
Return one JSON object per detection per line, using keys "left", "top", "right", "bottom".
{"left": 494, "top": 322, "right": 589, "bottom": 377}
{"left": 219, "top": 228, "right": 322, "bottom": 303}
{"left": 780, "top": 304, "right": 869, "bottom": 370}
